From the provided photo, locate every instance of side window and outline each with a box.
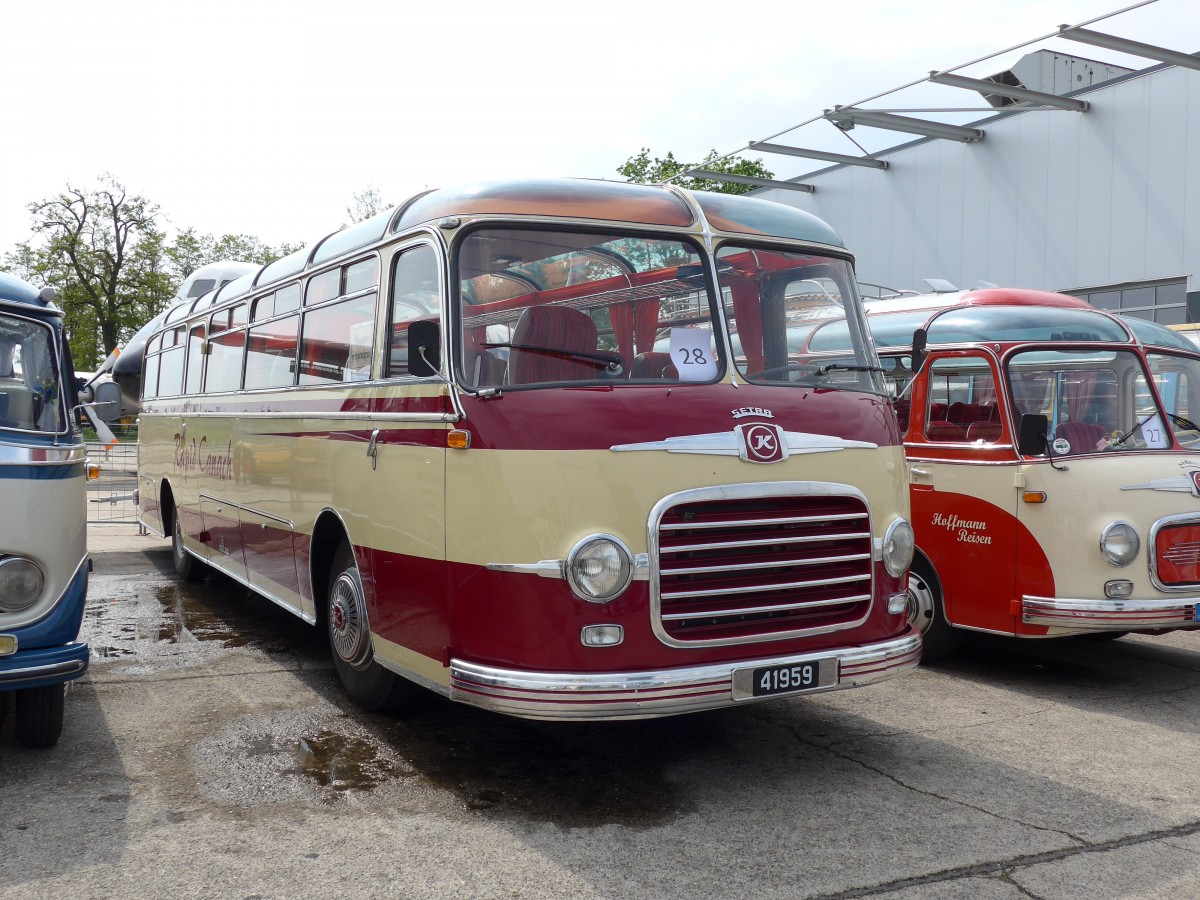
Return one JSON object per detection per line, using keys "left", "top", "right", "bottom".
{"left": 387, "top": 245, "right": 441, "bottom": 377}
{"left": 925, "top": 356, "right": 1001, "bottom": 443}
{"left": 306, "top": 269, "right": 341, "bottom": 306}
{"left": 252, "top": 294, "right": 274, "bottom": 322}
{"left": 274, "top": 282, "right": 302, "bottom": 316}
{"left": 184, "top": 323, "right": 206, "bottom": 395}
{"left": 299, "top": 293, "right": 376, "bottom": 385}
{"left": 206, "top": 322, "right": 245, "bottom": 394}
{"left": 243, "top": 316, "right": 299, "bottom": 390}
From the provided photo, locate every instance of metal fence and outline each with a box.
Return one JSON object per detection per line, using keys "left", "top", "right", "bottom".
{"left": 86, "top": 427, "right": 139, "bottom": 525}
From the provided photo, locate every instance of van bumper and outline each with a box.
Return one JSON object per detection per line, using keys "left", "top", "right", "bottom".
{"left": 1023, "top": 595, "right": 1198, "bottom": 630}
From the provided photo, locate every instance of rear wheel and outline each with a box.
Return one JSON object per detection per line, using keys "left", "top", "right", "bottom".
{"left": 907, "top": 559, "right": 962, "bottom": 663}
{"left": 327, "top": 542, "right": 417, "bottom": 712}
{"left": 15, "top": 684, "right": 65, "bottom": 749}
{"left": 172, "top": 505, "right": 207, "bottom": 583}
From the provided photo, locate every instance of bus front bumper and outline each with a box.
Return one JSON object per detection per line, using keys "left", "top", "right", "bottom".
{"left": 1022, "top": 595, "right": 1200, "bottom": 630}
{"left": 0, "top": 641, "right": 89, "bottom": 691}
{"left": 448, "top": 631, "right": 922, "bottom": 721}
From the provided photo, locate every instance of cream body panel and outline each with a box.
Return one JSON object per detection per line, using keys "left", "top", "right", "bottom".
{"left": 446, "top": 445, "right": 908, "bottom": 567}
{"left": 1020, "top": 453, "right": 1200, "bottom": 600}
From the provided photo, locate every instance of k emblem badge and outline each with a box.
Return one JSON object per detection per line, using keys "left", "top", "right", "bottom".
{"left": 736, "top": 423, "right": 788, "bottom": 464}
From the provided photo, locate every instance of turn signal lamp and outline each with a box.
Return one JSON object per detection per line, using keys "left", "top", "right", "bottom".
{"left": 447, "top": 430, "right": 471, "bottom": 449}
{"left": 87, "top": 463, "right": 101, "bottom": 481}
{"left": 581, "top": 625, "right": 624, "bottom": 647}
{"left": 0, "top": 635, "right": 16, "bottom": 656}
{"left": 1022, "top": 491, "right": 1047, "bottom": 504}
{"left": 1104, "top": 580, "right": 1134, "bottom": 599}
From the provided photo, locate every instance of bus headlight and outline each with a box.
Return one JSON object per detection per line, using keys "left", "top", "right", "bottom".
{"left": 1100, "top": 521, "right": 1139, "bottom": 567}
{"left": 0, "top": 557, "right": 45, "bottom": 612}
{"left": 882, "top": 518, "right": 915, "bottom": 577}
{"left": 566, "top": 535, "right": 633, "bottom": 603}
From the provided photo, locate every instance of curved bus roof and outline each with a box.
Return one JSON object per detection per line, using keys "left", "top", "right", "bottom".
{"left": 0, "top": 271, "right": 57, "bottom": 314}
{"left": 144, "top": 178, "right": 848, "bottom": 329}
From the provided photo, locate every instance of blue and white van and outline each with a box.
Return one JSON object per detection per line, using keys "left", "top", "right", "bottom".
{"left": 0, "top": 272, "right": 118, "bottom": 747}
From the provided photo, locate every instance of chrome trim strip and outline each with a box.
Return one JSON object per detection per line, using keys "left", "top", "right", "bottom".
{"left": 0, "top": 443, "right": 87, "bottom": 464}
{"left": 663, "top": 552, "right": 871, "bottom": 577}
{"left": 612, "top": 431, "right": 877, "bottom": 456}
{"left": 188, "top": 543, "right": 315, "bottom": 625}
{"left": 1122, "top": 475, "right": 1195, "bottom": 494}
{"left": 144, "top": 410, "right": 456, "bottom": 424}
{"left": 198, "top": 494, "right": 294, "bottom": 529}
{"left": 486, "top": 554, "right": 651, "bottom": 582}
{"left": 662, "top": 572, "right": 869, "bottom": 600}
{"left": 661, "top": 593, "right": 872, "bottom": 620}
{"left": 448, "top": 632, "right": 920, "bottom": 721}
{"left": 660, "top": 512, "right": 865, "bottom": 531}
{"left": 649, "top": 482, "right": 875, "bottom": 648}
{"left": 1149, "top": 513, "right": 1200, "bottom": 592}
{"left": 668, "top": 531, "right": 871, "bottom": 553}
{"left": 1022, "top": 594, "right": 1198, "bottom": 629}
{"left": 0, "top": 657, "right": 86, "bottom": 687}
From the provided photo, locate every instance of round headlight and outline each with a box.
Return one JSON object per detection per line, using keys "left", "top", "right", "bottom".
{"left": 882, "top": 518, "right": 915, "bottom": 577}
{"left": 0, "top": 557, "right": 45, "bottom": 612}
{"left": 566, "top": 535, "right": 633, "bottom": 603}
{"left": 1100, "top": 521, "right": 1139, "bottom": 567}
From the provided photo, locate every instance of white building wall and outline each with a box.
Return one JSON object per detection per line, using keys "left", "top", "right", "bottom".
{"left": 759, "top": 63, "right": 1200, "bottom": 301}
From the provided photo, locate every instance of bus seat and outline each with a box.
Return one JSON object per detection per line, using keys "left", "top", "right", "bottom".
{"left": 928, "top": 402, "right": 948, "bottom": 421}
{"left": 966, "top": 421, "right": 1002, "bottom": 442}
{"left": 893, "top": 398, "right": 911, "bottom": 432}
{"left": 1054, "top": 421, "right": 1108, "bottom": 454}
{"left": 631, "top": 352, "right": 678, "bottom": 380}
{"left": 467, "top": 349, "right": 507, "bottom": 387}
{"left": 926, "top": 421, "right": 966, "bottom": 442}
{"left": 509, "top": 306, "right": 598, "bottom": 384}
{"left": 947, "top": 402, "right": 969, "bottom": 423}
{"left": 0, "top": 387, "right": 33, "bottom": 427}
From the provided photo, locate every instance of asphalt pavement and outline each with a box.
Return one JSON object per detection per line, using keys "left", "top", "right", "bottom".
{"left": 2, "top": 525, "right": 1200, "bottom": 899}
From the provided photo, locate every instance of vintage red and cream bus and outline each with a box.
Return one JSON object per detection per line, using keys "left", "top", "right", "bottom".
{"left": 803, "top": 287, "right": 1200, "bottom": 659}
{"left": 133, "top": 178, "right": 920, "bottom": 719}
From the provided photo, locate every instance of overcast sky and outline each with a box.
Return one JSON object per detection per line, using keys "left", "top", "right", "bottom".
{"left": 1, "top": 0, "right": 1195, "bottom": 260}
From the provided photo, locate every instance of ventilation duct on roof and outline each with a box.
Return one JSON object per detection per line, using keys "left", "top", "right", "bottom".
{"left": 979, "top": 50, "right": 1133, "bottom": 107}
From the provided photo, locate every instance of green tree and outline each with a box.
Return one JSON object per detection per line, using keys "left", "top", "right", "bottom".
{"left": 616, "top": 148, "right": 775, "bottom": 195}
{"left": 166, "top": 228, "right": 301, "bottom": 284}
{"left": 4, "top": 175, "right": 174, "bottom": 369}
{"left": 345, "top": 184, "right": 394, "bottom": 226}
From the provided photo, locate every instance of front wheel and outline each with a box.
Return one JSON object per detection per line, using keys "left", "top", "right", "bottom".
{"left": 907, "top": 560, "right": 962, "bottom": 663}
{"left": 327, "top": 542, "right": 417, "bottom": 712}
{"left": 172, "top": 509, "right": 208, "bottom": 583}
{"left": 15, "top": 684, "right": 65, "bottom": 749}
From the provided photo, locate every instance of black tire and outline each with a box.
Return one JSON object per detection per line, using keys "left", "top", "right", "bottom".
{"left": 172, "top": 505, "right": 208, "bottom": 583}
{"left": 15, "top": 684, "right": 65, "bottom": 749}
{"left": 327, "top": 542, "right": 417, "bottom": 712}
{"left": 907, "top": 558, "right": 962, "bottom": 663}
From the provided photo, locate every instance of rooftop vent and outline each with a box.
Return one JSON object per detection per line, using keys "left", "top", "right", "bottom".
{"left": 979, "top": 50, "right": 1134, "bottom": 107}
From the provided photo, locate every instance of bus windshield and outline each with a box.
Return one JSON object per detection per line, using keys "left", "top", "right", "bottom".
{"left": 1147, "top": 350, "right": 1200, "bottom": 449}
{"left": 0, "top": 312, "right": 65, "bottom": 434}
{"left": 1007, "top": 348, "right": 1169, "bottom": 455}
{"left": 457, "top": 229, "right": 717, "bottom": 388}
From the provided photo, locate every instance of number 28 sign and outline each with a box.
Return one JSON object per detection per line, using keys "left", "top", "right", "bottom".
{"left": 668, "top": 327, "right": 718, "bottom": 382}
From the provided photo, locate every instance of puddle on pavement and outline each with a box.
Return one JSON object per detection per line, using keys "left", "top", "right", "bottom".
{"left": 83, "top": 577, "right": 319, "bottom": 660}
{"left": 292, "top": 728, "right": 413, "bottom": 791}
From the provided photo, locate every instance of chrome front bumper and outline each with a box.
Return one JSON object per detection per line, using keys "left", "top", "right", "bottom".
{"left": 449, "top": 631, "right": 922, "bottom": 721}
{"left": 1023, "top": 595, "right": 1200, "bottom": 630}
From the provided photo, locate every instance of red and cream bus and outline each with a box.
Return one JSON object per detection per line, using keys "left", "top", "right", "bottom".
{"left": 133, "top": 178, "right": 920, "bottom": 719}
{"left": 805, "top": 287, "right": 1200, "bottom": 659}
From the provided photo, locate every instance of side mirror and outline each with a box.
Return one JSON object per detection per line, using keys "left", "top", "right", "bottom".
{"left": 407, "top": 320, "right": 441, "bottom": 377}
{"left": 911, "top": 329, "right": 928, "bottom": 375}
{"left": 1017, "top": 413, "right": 1049, "bottom": 456}
{"left": 92, "top": 382, "right": 123, "bottom": 423}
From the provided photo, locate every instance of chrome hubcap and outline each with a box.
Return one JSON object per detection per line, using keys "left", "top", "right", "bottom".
{"left": 906, "top": 573, "right": 936, "bottom": 635}
{"left": 329, "top": 571, "right": 369, "bottom": 666}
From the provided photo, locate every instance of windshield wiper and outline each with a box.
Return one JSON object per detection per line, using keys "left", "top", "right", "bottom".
{"left": 1166, "top": 411, "right": 1200, "bottom": 433}
{"left": 812, "top": 362, "right": 888, "bottom": 377}
{"left": 484, "top": 342, "right": 623, "bottom": 373}
{"left": 1103, "top": 414, "right": 1155, "bottom": 451}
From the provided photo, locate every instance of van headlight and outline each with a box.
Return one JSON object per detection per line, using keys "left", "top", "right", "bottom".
{"left": 882, "top": 518, "right": 915, "bottom": 577}
{"left": 1100, "top": 521, "right": 1139, "bottom": 567}
{"left": 0, "top": 557, "right": 45, "bottom": 612}
{"left": 566, "top": 535, "right": 633, "bottom": 603}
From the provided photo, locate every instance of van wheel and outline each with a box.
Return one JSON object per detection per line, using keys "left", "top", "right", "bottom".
{"left": 15, "top": 684, "right": 65, "bottom": 749}
{"left": 327, "top": 542, "right": 417, "bottom": 712}
{"left": 172, "top": 509, "right": 207, "bottom": 583}
{"left": 907, "top": 559, "right": 962, "bottom": 663}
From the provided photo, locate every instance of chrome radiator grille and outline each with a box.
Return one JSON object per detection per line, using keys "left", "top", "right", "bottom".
{"left": 651, "top": 485, "right": 875, "bottom": 646}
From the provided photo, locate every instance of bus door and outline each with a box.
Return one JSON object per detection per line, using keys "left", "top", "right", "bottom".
{"left": 908, "top": 352, "right": 1020, "bottom": 632}
{"left": 366, "top": 243, "right": 450, "bottom": 667}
